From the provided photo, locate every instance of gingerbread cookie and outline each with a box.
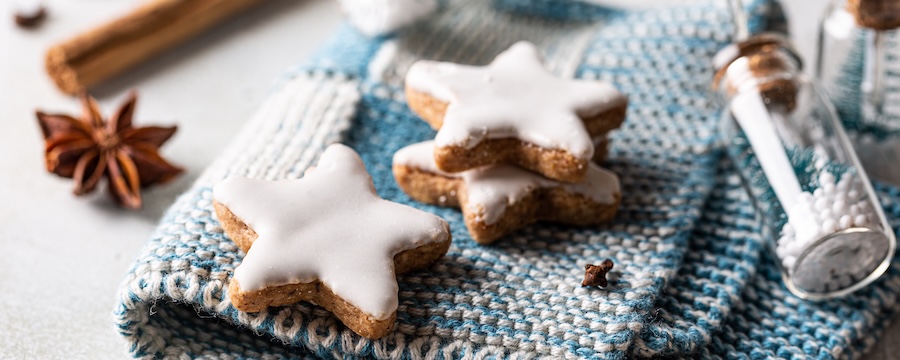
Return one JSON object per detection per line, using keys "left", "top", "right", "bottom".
{"left": 392, "top": 140, "right": 621, "bottom": 244}
{"left": 213, "top": 144, "right": 451, "bottom": 339}
{"left": 404, "top": 41, "right": 627, "bottom": 183}
{"left": 592, "top": 136, "right": 610, "bottom": 164}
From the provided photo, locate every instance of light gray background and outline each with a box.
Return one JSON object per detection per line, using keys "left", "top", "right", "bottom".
{"left": 0, "top": 0, "right": 896, "bottom": 358}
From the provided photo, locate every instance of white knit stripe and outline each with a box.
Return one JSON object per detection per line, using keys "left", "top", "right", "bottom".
{"left": 251, "top": 73, "right": 328, "bottom": 180}
{"left": 233, "top": 76, "right": 313, "bottom": 179}
{"left": 286, "top": 77, "right": 360, "bottom": 178}
{"left": 442, "top": 4, "right": 524, "bottom": 65}
{"left": 368, "top": 41, "right": 399, "bottom": 84}
{"left": 198, "top": 75, "right": 311, "bottom": 184}
{"left": 423, "top": 5, "right": 486, "bottom": 64}
{"left": 545, "top": 24, "right": 599, "bottom": 78}
{"left": 260, "top": 76, "right": 331, "bottom": 180}
{"left": 268, "top": 74, "right": 359, "bottom": 180}
{"left": 197, "top": 72, "right": 360, "bottom": 185}
{"left": 446, "top": 4, "right": 593, "bottom": 63}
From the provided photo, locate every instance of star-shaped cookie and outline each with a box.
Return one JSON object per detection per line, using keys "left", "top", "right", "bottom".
{"left": 213, "top": 144, "right": 451, "bottom": 339}
{"left": 404, "top": 41, "right": 627, "bottom": 183}
{"left": 393, "top": 141, "right": 621, "bottom": 244}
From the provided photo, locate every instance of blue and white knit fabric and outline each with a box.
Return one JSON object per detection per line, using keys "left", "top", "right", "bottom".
{"left": 114, "top": 0, "right": 900, "bottom": 358}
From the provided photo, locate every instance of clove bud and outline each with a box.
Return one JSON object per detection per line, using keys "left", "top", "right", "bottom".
{"left": 582, "top": 259, "right": 614, "bottom": 287}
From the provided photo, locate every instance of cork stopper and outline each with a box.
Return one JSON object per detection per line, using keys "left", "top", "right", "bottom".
{"left": 713, "top": 33, "right": 803, "bottom": 111}
{"left": 848, "top": 0, "right": 900, "bottom": 30}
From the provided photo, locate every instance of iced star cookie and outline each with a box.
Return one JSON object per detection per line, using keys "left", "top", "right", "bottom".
{"left": 212, "top": 144, "right": 451, "bottom": 339}
{"left": 404, "top": 41, "right": 627, "bottom": 183}
{"left": 392, "top": 141, "right": 621, "bottom": 244}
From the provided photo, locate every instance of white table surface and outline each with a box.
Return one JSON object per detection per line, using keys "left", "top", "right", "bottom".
{"left": 0, "top": 0, "right": 896, "bottom": 358}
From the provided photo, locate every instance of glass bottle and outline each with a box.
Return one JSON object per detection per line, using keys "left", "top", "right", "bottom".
{"left": 817, "top": 0, "right": 900, "bottom": 183}
{"left": 714, "top": 33, "right": 896, "bottom": 300}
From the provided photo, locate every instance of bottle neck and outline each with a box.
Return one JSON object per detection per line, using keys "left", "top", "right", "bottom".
{"left": 845, "top": 0, "right": 900, "bottom": 31}
{"left": 714, "top": 34, "right": 803, "bottom": 111}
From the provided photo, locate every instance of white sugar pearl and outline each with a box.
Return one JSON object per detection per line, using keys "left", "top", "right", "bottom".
{"left": 847, "top": 189, "right": 860, "bottom": 200}
{"left": 794, "top": 215, "right": 817, "bottom": 231}
{"left": 799, "top": 192, "right": 814, "bottom": 203}
{"left": 859, "top": 200, "right": 870, "bottom": 210}
{"left": 832, "top": 200, "right": 846, "bottom": 215}
{"left": 855, "top": 214, "right": 868, "bottom": 225}
{"left": 850, "top": 205, "right": 860, "bottom": 217}
{"left": 821, "top": 172, "right": 835, "bottom": 184}
{"left": 822, "top": 219, "right": 837, "bottom": 232}
{"left": 782, "top": 224, "right": 795, "bottom": 236}
{"left": 776, "top": 243, "right": 789, "bottom": 256}
{"left": 837, "top": 178, "right": 850, "bottom": 191}
{"left": 839, "top": 215, "right": 852, "bottom": 229}
{"left": 792, "top": 233, "right": 817, "bottom": 250}
{"left": 818, "top": 208, "right": 832, "bottom": 221}
{"left": 814, "top": 197, "right": 829, "bottom": 211}
{"left": 783, "top": 256, "right": 797, "bottom": 270}
{"left": 782, "top": 240, "right": 803, "bottom": 254}
{"left": 840, "top": 188, "right": 851, "bottom": 199}
{"left": 814, "top": 188, "right": 824, "bottom": 198}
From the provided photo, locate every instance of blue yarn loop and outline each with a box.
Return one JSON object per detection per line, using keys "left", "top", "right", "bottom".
{"left": 113, "top": 1, "right": 900, "bottom": 359}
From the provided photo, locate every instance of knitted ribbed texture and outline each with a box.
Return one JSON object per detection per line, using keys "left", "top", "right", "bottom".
{"left": 114, "top": 0, "right": 900, "bottom": 358}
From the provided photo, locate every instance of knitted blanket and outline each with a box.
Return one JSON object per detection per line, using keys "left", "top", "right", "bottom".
{"left": 113, "top": 0, "right": 900, "bottom": 358}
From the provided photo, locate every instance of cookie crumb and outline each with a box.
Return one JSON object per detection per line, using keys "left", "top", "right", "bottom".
{"left": 582, "top": 259, "right": 614, "bottom": 287}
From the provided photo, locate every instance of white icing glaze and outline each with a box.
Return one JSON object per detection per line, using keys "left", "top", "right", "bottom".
{"left": 393, "top": 141, "right": 620, "bottom": 224}
{"left": 213, "top": 144, "right": 450, "bottom": 320}
{"left": 405, "top": 41, "right": 626, "bottom": 160}
{"left": 336, "top": 0, "right": 438, "bottom": 37}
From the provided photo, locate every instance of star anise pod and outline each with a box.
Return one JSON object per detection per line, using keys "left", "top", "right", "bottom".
{"left": 36, "top": 92, "right": 183, "bottom": 209}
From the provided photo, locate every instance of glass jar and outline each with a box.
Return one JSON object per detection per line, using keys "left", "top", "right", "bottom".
{"left": 817, "top": 0, "right": 900, "bottom": 183}
{"left": 715, "top": 34, "right": 896, "bottom": 299}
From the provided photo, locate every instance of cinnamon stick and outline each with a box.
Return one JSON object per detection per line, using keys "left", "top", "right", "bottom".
{"left": 45, "top": 0, "right": 266, "bottom": 95}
